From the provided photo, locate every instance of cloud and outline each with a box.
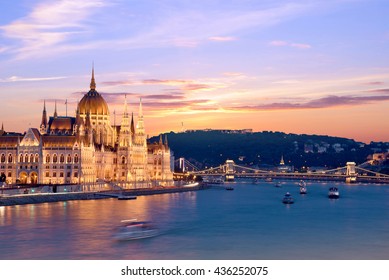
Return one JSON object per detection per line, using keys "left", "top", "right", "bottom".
{"left": 269, "top": 40, "right": 288, "bottom": 46}
{"left": 1, "top": 1, "right": 313, "bottom": 59}
{"left": 101, "top": 80, "right": 135, "bottom": 86}
{"left": 142, "top": 79, "right": 189, "bottom": 86}
{"left": 290, "top": 43, "right": 311, "bottom": 49}
{"left": 0, "top": 0, "right": 107, "bottom": 59}
{"left": 366, "top": 88, "right": 389, "bottom": 94}
{"left": 101, "top": 77, "right": 226, "bottom": 92}
{"left": 0, "top": 75, "right": 67, "bottom": 82}
{"left": 228, "top": 94, "right": 389, "bottom": 111}
{"left": 269, "top": 40, "right": 311, "bottom": 49}
{"left": 361, "top": 81, "right": 385, "bottom": 86}
{"left": 208, "top": 36, "right": 236, "bottom": 42}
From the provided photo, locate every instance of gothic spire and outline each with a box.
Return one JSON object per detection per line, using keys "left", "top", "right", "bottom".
{"left": 54, "top": 100, "right": 58, "bottom": 118}
{"left": 90, "top": 63, "right": 96, "bottom": 90}
{"left": 138, "top": 98, "right": 143, "bottom": 118}
{"left": 40, "top": 100, "right": 48, "bottom": 134}
{"left": 164, "top": 134, "right": 169, "bottom": 149}
{"left": 130, "top": 112, "right": 135, "bottom": 136}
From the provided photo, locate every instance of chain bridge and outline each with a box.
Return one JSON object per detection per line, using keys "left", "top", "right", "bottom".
{"left": 176, "top": 158, "right": 389, "bottom": 184}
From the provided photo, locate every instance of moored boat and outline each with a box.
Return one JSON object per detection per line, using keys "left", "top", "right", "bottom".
{"left": 225, "top": 186, "right": 234, "bottom": 191}
{"left": 328, "top": 187, "right": 339, "bottom": 199}
{"left": 282, "top": 192, "right": 294, "bottom": 204}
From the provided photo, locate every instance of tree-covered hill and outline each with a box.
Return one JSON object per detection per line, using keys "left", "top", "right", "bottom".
{"left": 149, "top": 130, "right": 389, "bottom": 170}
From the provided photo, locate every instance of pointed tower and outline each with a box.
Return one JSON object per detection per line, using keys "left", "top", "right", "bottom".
{"left": 280, "top": 155, "right": 285, "bottom": 165}
{"left": 90, "top": 64, "right": 96, "bottom": 90}
{"left": 164, "top": 134, "right": 169, "bottom": 149}
{"left": 54, "top": 100, "right": 58, "bottom": 118}
{"left": 119, "top": 95, "right": 131, "bottom": 147}
{"left": 132, "top": 98, "right": 149, "bottom": 181}
{"left": 135, "top": 98, "right": 146, "bottom": 144}
{"left": 0, "top": 122, "right": 4, "bottom": 136}
{"left": 130, "top": 112, "right": 135, "bottom": 141}
{"left": 40, "top": 100, "right": 48, "bottom": 134}
{"left": 75, "top": 102, "right": 85, "bottom": 137}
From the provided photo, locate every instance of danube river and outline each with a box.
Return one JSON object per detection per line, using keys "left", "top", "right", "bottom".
{"left": 1, "top": 180, "right": 389, "bottom": 260}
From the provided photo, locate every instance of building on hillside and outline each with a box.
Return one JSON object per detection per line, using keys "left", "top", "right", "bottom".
{"left": 0, "top": 68, "right": 174, "bottom": 187}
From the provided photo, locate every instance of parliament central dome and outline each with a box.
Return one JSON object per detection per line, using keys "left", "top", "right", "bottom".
{"left": 78, "top": 89, "right": 109, "bottom": 115}
{"left": 78, "top": 68, "right": 109, "bottom": 116}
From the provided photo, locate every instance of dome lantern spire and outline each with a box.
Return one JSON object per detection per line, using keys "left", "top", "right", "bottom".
{"left": 90, "top": 63, "right": 96, "bottom": 90}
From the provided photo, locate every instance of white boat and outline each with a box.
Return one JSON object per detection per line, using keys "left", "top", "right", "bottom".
{"left": 113, "top": 220, "right": 159, "bottom": 241}
{"left": 282, "top": 192, "right": 294, "bottom": 204}
{"left": 184, "top": 182, "right": 199, "bottom": 187}
{"left": 298, "top": 180, "right": 306, "bottom": 187}
{"left": 299, "top": 186, "right": 307, "bottom": 194}
{"left": 328, "top": 187, "right": 340, "bottom": 199}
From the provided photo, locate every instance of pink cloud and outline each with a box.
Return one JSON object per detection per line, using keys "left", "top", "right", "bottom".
{"left": 269, "top": 40, "right": 311, "bottom": 49}
{"left": 228, "top": 94, "right": 389, "bottom": 111}
{"left": 269, "top": 40, "right": 288, "bottom": 46}
{"left": 208, "top": 36, "right": 236, "bottom": 42}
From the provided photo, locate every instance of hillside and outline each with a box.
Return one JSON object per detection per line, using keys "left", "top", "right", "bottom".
{"left": 149, "top": 130, "right": 389, "bottom": 171}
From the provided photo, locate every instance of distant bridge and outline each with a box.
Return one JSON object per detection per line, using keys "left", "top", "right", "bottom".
{"left": 176, "top": 159, "right": 389, "bottom": 184}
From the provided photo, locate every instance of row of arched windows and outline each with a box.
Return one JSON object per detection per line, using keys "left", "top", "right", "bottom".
{"left": 17, "top": 153, "right": 39, "bottom": 163}
{"left": 1, "top": 153, "right": 80, "bottom": 164}
{"left": 0, "top": 153, "right": 13, "bottom": 163}
{"left": 45, "top": 153, "right": 79, "bottom": 164}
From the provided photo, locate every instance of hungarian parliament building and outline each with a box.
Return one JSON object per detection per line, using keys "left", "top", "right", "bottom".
{"left": 0, "top": 69, "right": 173, "bottom": 186}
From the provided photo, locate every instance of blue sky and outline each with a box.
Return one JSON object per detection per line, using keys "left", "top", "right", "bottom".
{"left": 1, "top": 0, "right": 389, "bottom": 142}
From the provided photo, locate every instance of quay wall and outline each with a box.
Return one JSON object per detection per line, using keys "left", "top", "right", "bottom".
{"left": 0, "top": 184, "right": 207, "bottom": 207}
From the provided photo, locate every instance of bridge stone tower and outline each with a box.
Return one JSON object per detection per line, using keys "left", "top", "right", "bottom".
{"left": 346, "top": 162, "right": 357, "bottom": 183}
{"left": 225, "top": 160, "right": 235, "bottom": 181}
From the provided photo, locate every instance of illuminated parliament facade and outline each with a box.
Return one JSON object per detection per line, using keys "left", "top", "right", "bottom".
{"left": 0, "top": 69, "right": 173, "bottom": 186}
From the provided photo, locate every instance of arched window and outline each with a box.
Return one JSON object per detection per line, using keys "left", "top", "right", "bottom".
{"left": 19, "top": 154, "right": 23, "bottom": 163}
{"left": 60, "top": 154, "right": 65, "bottom": 163}
{"left": 0, "top": 154, "right": 5, "bottom": 163}
{"left": 53, "top": 154, "right": 58, "bottom": 163}
{"left": 67, "top": 154, "right": 72, "bottom": 163}
{"left": 35, "top": 154, "right": 39, "bottom": 163}
{"left": 74, "top": 154, "right": 79, "bottom": 163}
{"left": 8, "top": 154, "right": 12, "bottom": 163}
{"left": 24, "top": 154, "right": 28, "bottom": 163}
{"left": 46, "top": 154, "right": 50, "bottom": 163}
{"left": 30, "top": 154, "right": 34, "bottom": 163}
{"left": 121, "top": 156, "right": 126, "bottom": 164}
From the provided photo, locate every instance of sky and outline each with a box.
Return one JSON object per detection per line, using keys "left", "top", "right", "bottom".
{"left": 0, "top": 0, "right": 388, "bottom": 143}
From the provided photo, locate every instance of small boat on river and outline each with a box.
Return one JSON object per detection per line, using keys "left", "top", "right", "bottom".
{"left": 282, "top": 192, "right": 294, "bottom": 204}
{"left": 113, "top": 219, "right": 159, "bottom": 241}
{"left": 328, "top": 187, "right": 340, "bottom": 199}
{"left": 299, "top": 181, "right": 307, "bottom": 194}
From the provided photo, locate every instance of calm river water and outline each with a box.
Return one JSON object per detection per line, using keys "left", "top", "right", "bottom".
{"left": 1, "top": 180, "right": 389, "bottom": 260}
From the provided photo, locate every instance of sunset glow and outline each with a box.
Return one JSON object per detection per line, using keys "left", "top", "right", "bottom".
{"left": 1, "top": 0, "right": 388, "bottom": 143}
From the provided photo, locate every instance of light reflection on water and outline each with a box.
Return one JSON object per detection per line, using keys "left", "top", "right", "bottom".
{"left": 1, "top": 181, "right": 389, "bottom": 259}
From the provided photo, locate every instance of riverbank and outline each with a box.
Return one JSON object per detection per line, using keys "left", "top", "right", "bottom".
{"left": 0, "top": 183, "right": 206, "bottom": 207}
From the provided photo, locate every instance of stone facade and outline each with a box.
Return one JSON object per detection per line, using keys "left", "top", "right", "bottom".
{"left": 0, "top": 69, "right": 173, "bottom": 186}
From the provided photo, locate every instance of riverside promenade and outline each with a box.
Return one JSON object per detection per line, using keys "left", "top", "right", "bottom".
{"left": 0, "top": 183, "right": 206, "bottom": 207}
